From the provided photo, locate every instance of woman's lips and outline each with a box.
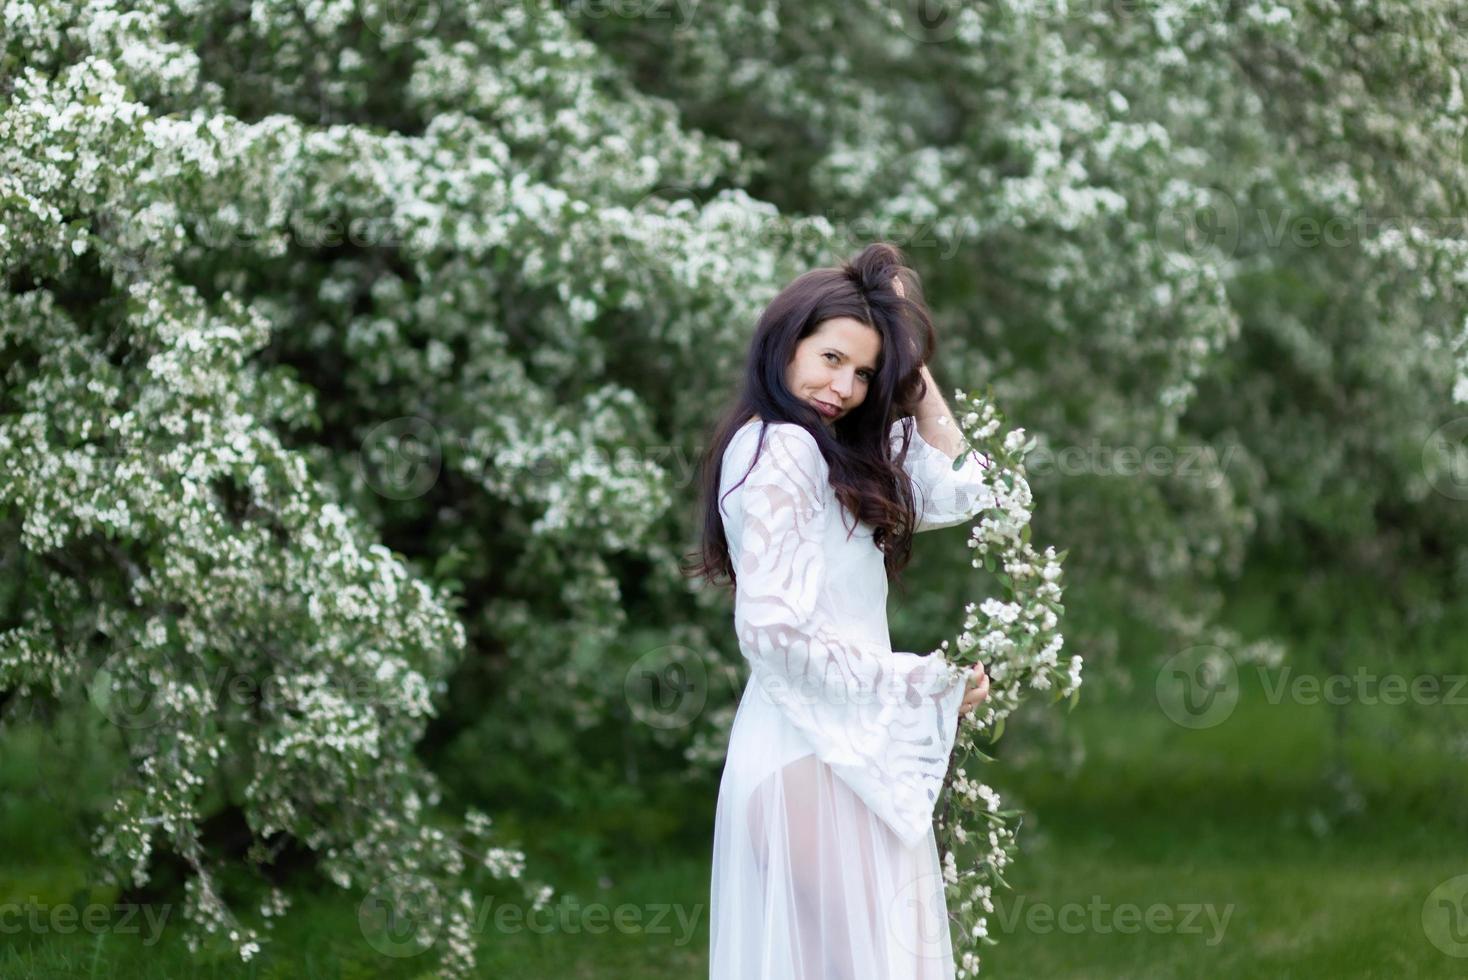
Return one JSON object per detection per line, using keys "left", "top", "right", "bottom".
{"left": 812, "top": 399, "right": 839, "bottom": 418}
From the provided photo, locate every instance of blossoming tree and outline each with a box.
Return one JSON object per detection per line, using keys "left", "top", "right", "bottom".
{"left": 3, "top": 0, "right": 1466, "bottom": 974}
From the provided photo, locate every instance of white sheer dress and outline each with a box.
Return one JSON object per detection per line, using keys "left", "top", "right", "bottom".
{"left": 709, "top": 416, "right": 994, "bottom": 980}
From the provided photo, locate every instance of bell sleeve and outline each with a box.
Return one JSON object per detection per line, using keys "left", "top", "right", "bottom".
{"left": 732, "top": 422, "right": 967, "bottom": 847}
{"left": 889, "top": 416, "right": 995, "bottom": 532}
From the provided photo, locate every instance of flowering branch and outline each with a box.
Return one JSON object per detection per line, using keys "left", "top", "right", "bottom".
{"left": 931, "top": 388, "right": 1082, "bottom": 976}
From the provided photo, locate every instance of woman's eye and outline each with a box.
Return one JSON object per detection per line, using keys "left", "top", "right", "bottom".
{"left": 824, "top": 352, "right": 870, "bottom": 380}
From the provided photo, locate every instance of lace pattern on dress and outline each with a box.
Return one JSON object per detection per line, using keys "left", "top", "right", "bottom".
{"left": 887, "top": 416, "right": 995, "bottom": 532}
{"left": 730, "top": 421, "right": 982, "bottom": 845}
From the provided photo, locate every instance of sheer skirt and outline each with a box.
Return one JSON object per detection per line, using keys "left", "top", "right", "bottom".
{"left": 709, "top": 685, "right": 956, "bottom": 980}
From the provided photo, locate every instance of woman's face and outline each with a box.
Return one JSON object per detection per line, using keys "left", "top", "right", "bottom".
{"left": 785, "top": 317, "right": 881, "bottom": 425}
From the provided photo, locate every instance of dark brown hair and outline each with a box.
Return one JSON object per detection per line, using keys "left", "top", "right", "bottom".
{"left": 680, "top": 241, "right": 940, "bottom": 598}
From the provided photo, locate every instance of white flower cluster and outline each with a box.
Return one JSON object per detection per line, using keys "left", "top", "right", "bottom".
{"left": 936, "top": 391, "right": 1083, "bottom": 974}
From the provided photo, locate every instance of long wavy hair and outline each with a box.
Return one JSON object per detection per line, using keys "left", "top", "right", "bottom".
{"left": 681, "top": 241, "right": 942, "bottom": 598}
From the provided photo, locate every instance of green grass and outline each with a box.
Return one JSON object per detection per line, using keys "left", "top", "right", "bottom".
{"left": 968, "top": 661, "right": 1468, "bottom": 979}
{"left": 0, "top": 853, "right": 708, "bottom": 979}
{"left": 3, "top": 616, "right": 1466, "bottom": 977}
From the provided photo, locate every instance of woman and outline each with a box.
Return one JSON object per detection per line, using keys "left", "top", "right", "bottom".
{"left": 685, "top": 242, "right": 994, "bottom": 979}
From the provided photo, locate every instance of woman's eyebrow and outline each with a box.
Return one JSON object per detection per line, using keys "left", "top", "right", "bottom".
{"left": 824, "top": 348, "right": 877, "bottom": 371}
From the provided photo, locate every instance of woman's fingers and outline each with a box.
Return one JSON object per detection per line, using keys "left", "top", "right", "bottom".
{"left": 960, "top": 665, "right": 990, "bottom": 716}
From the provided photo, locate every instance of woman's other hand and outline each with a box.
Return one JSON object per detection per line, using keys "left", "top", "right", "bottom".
{"left": 959, "top": 661, "right": 989, "bottom": 718}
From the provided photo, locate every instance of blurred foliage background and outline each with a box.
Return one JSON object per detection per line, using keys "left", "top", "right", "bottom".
{"left": 3, "top": 0, "right": 1467, "bottom": 975}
